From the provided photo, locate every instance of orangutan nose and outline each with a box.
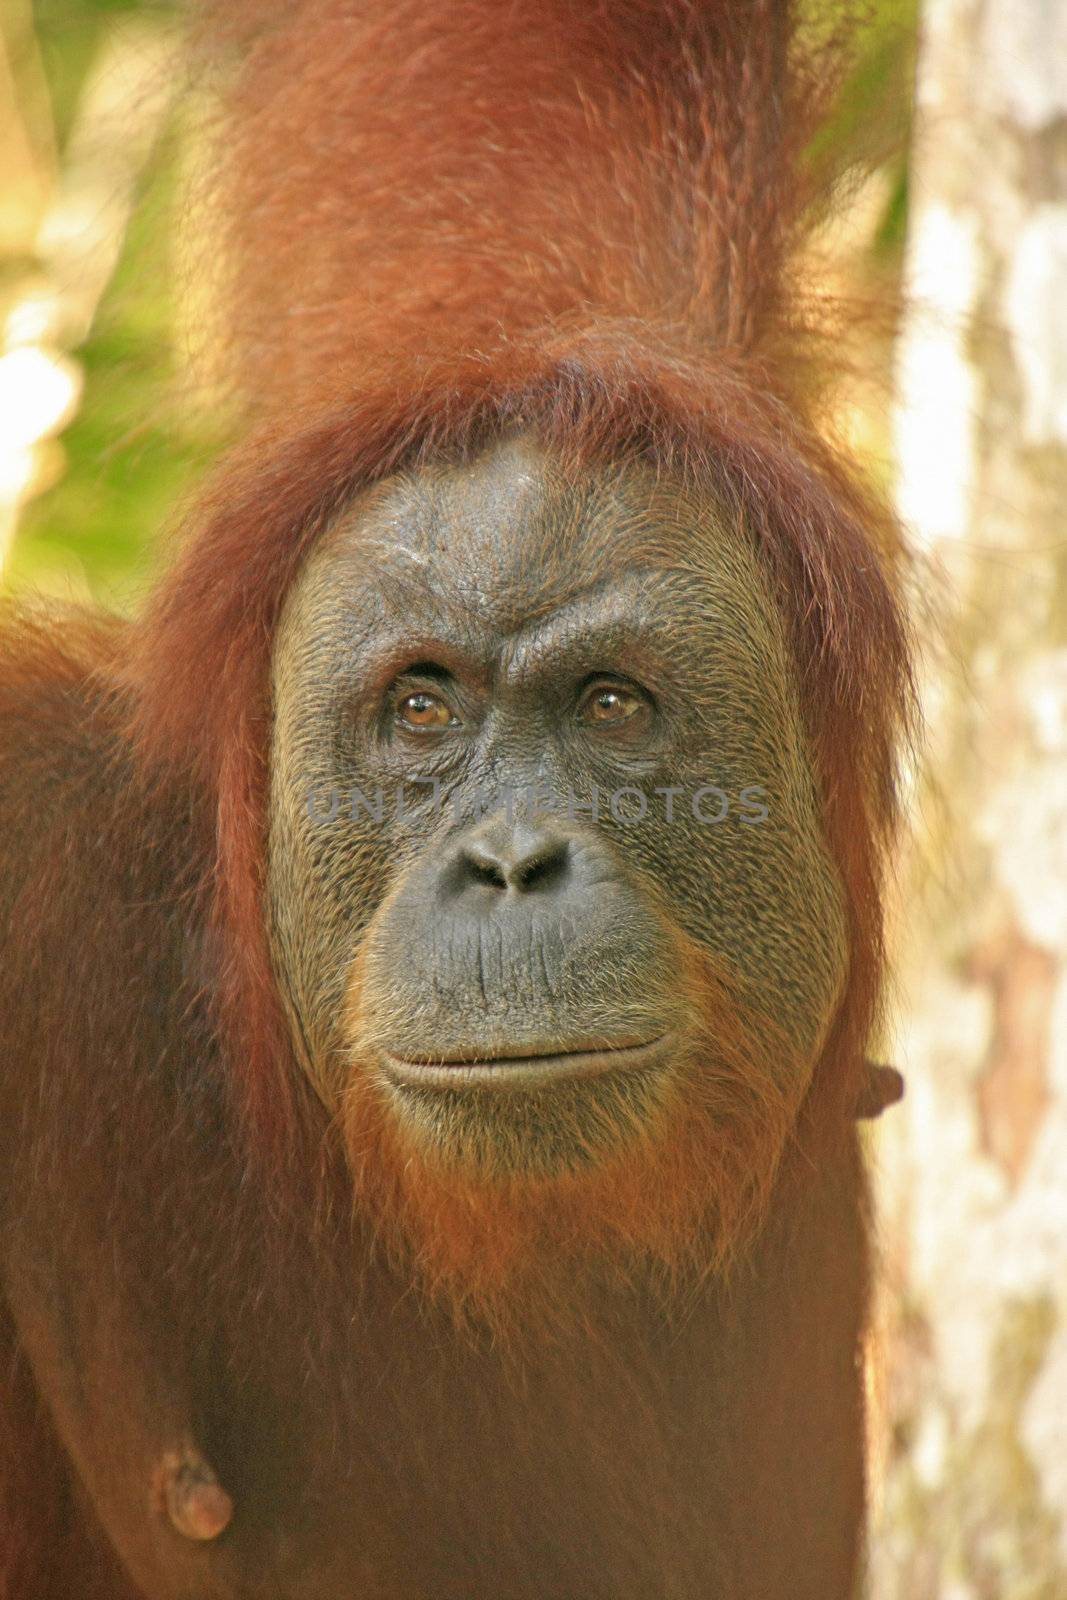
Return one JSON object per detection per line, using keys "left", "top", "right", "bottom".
{"left": 448, "top": 819, "right": 572, "bottom": 897}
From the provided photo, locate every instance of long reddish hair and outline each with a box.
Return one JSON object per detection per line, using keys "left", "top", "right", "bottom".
{"left": 119, "top": 0, "right": 914, "bottom": 1169}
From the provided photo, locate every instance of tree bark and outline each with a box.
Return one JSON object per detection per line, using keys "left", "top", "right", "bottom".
{"left": 869, "top": 0, "right": 1067, "bottom": 1595}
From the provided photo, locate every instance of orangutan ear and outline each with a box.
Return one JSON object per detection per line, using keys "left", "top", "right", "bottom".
{"left": 855, "top": 1061, "right": 905, "bottom": 1120}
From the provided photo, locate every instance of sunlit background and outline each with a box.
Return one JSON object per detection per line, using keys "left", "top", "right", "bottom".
{"left": 1, "top": 0, "right": 220, "bottom": 605}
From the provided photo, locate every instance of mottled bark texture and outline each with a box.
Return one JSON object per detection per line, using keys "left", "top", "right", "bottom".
{"left": 871, "top": 0, "right": 1067, "bottom": 1594}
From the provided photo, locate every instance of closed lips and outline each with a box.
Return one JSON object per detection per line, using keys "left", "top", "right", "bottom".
{"left": 381, "top": 1036, "right": 670, "bottom": 1089}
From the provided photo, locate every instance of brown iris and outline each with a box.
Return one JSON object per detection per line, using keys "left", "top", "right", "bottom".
{"left": 397, "top": 690, "right": 455, "bottom": 730}
{"left": 579, "top": 684, "right": 644, "bottom": 725}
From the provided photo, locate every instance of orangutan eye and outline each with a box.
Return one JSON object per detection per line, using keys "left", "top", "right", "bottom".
{"left": 396, "top": 690, "right": 458, "bottom": 731}
{"left": 578, "top": 682, "right": 648, "bottom": 726}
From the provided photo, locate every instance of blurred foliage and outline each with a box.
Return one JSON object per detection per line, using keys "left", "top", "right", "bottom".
{"left": 8, "top": 149, "right": 217, "bottom": 603}
{"left": 32, "top": 0, "right": 176, "bottom": 148}
{"left": 809, "top": 0, "right": 919, "bottom": 260}
{"left": 5, "top": 0, "right": 918, "bottom": 604}
{"left": 6, "top": 0, "right": 219, "bottom": 606}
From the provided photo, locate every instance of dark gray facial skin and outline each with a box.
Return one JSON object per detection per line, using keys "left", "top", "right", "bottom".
{"left": 267, "top": 434, "right": 848, "bottom": 1173}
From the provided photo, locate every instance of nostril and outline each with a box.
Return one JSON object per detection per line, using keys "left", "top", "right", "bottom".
{"left": 468, "top": 854, "right": 508, "bottom": 891}
{"left": 515, "top": 842, "right": 569, "bottom": 892}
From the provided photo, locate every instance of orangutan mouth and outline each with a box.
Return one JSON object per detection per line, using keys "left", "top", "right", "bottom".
{"left": 380, "top": 1035, "right": 671, "bottom": 1090}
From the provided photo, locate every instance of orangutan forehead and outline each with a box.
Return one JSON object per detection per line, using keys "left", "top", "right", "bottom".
{"left": 300, "top": 433, "right": 763, "bottom": 633}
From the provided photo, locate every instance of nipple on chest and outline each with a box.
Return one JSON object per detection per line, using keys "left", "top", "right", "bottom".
{"left": 154, "top": 1445, "right": 234, "bottom": 1542}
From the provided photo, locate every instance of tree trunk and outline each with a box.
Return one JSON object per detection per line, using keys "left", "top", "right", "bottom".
{"left": 869, "top": 0, "right": 1067, "bottom": 1595}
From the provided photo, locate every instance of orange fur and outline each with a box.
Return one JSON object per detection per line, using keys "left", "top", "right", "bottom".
{"left": 193, "top": 0, "right": 848, "bottom": 412}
